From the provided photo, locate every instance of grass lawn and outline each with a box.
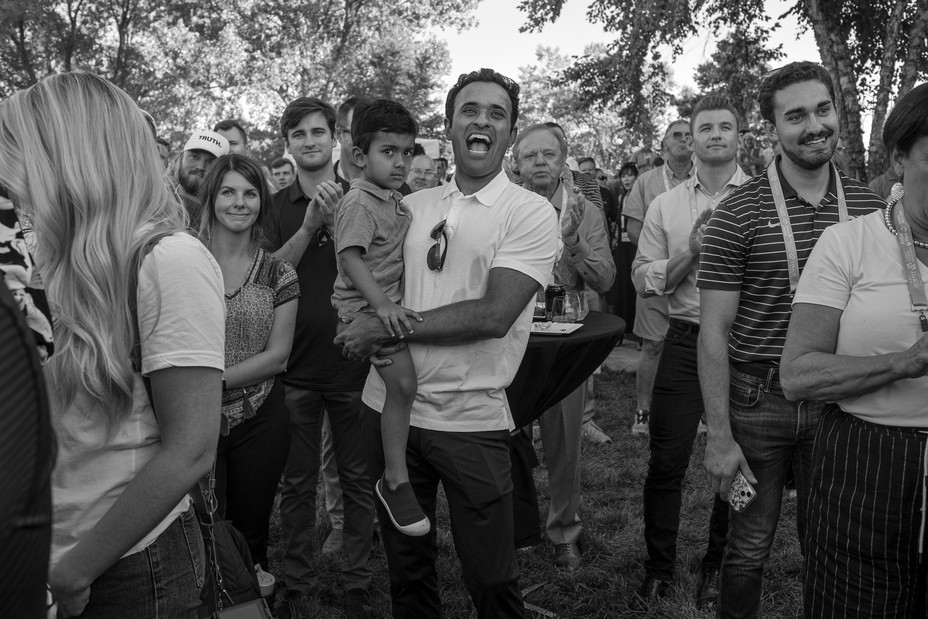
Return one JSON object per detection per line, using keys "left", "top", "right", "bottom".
{"left": 266, "top": 368, "right": 803, "bottom": 618}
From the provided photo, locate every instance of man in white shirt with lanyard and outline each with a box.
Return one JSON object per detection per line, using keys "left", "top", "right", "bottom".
{"left": 630, "top": 94, "right": 749, "bottom": 610}
{"left": 696, "top": 62, "right": 884, "bottom": 618}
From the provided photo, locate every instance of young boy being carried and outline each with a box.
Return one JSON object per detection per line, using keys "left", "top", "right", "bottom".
{"left": 331, "top": 99, "right": 428, "bottom": 536}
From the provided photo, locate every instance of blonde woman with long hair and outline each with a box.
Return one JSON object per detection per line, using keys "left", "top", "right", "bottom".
{"left": 0, "top": 72, "right": 226, "bottom": 617}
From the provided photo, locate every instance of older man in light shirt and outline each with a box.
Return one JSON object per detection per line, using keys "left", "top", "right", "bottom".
{"left": 514, "top": 123, "right": 615, "bottom": 570}
{"left": 630, "top": 95, "right": 749, "bottom": 611}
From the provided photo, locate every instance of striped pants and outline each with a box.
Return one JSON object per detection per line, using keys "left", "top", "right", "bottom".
{"left": 804, "top": 406, "right": 928, "bottom": 617}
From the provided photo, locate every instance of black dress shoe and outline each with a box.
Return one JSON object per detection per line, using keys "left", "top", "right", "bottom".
{"left": 695, "top": 564, "right": 721, "bottom": 610}
{"left": 629, "top": 576, "right": 671, "bottom": 610}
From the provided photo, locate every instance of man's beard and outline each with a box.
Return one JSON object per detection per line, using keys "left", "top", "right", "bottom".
{"left": 781, "top": 130, "right": 838, "bottom": 171}
{"left": 178, "top": 169, "right": 201, "bottom": 196}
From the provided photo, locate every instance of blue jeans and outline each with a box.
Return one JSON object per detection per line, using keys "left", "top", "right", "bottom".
{"left": 718, "top": 367, "right": 823, "bottom": 619}
{"left": 76, "top": 506, "right": 204, "bottom": 618}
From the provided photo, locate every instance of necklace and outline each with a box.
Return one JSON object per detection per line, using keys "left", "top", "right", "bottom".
{"left": 884, "top": 190, "right": 928, "bottom": 249}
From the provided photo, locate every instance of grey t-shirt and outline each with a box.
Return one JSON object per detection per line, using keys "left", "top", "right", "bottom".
{"left": 331, "top": 178, "right": 410, "bottom": 315}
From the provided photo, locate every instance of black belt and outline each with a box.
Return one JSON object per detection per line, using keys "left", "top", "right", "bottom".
{"left": 668, "top": 318, "right": 699, "bottom": 336}
{"left": 731, "top": 361, "right": 779, "bottom": 382}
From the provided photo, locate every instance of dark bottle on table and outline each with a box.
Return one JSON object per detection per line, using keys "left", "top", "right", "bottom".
{"left": 545, "top": 284, "right": 564, "bottom": 321}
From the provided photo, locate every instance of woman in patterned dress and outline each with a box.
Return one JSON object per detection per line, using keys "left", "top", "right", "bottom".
{"left": 199, "top": 154, "right": 300, "bottom": 568}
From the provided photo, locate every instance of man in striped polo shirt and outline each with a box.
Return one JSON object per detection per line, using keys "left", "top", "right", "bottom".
{"left": 696, "top": 62, "right": 884, "bottom": 618}
{"left": 631, "top": 94, "right": 749, "bottom": 610}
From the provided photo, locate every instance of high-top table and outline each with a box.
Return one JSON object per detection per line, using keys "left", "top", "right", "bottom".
{"left": 506, "top": 311, "right": 625, "bottom": 547}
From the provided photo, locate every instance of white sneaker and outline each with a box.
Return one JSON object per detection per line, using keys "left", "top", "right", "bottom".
{"left": 631, "top": 410, "right": 649, "bottom": 437}
{"left": 582, "top": 421, "right": 612, "bottom": 444}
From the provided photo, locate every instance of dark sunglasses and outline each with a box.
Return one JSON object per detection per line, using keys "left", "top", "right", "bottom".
{"left": 317, "top": 226, "right": 331, "bottom": 247}
{"left": 668, "top": 130, "right": 690, "bottom": 141}
{"left": 427, "top": 219, "right": 448, "bottom": 271}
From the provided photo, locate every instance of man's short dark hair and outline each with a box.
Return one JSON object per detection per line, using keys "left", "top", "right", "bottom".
{"left": 337, "top": 96, "right": 368, "bottom": 125}
{"left": 213, "top": 119, "right": 248, "bottom": 145}
{"left": 578, "top": 156, "right": 596, "bottom": 168}
{"left": 618, "top": 162, "right": 639, "bottom": 178}
{"left": 758, "top": 62, "right": 836, "bottom": 124}
{"left": 412, "top": 143, "right": 426, "bottom": 157}
{"left": 437, "top": 156, "right": 448, "bottom": 166}
{"left": 690, "top": 94, "right": 740, "bottom": 132}
{"left": 444, "top": 68, "right": 520, "bottom": 129}
{"left": 882, "top": 82, "right": 928, "bottom": 158}
{"left": 270, "top": 157, "right": 294, "bottom": 172}
{"left": 280, "top": 97, "right": 336, "bottom": 141}
{"left": 350, "top": 99, "right": 419, "bottom": 154}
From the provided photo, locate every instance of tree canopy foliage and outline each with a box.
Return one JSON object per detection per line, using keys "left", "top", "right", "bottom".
{"left": 0, "top": 0, "right": 475, "bottom": 154}
{"left": 519, "top": 44, "right": 671, "bottom": 169}
{"left": 517, "top": 0, "right": 928, "bottom": 179}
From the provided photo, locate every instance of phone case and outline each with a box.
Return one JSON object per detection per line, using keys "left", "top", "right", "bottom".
{"left": 729, "top": 471, "right": 757, "bottom": 513}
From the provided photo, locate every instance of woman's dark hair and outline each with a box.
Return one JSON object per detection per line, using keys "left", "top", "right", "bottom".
{"left": 882, "top": 83, "right": 928, "bottom": 157}
{"left": 198, "top": 154, "right": 271, "bottom": 247}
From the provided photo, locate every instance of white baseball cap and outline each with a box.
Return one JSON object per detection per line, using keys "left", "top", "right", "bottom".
{"left": 183, "top": 130, "right": 230, "bottom": 158}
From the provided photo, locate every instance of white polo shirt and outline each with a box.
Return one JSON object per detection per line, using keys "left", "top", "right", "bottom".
{"left": 361, "top": 170, "right": 558, "bottom": 432}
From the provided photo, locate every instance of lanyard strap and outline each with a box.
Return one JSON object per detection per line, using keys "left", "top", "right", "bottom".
{"left": 890, "top": 199, "right": 928, "bottom": 332}
{"left": 767, "top": 161, "right": 847, "bottom": 293}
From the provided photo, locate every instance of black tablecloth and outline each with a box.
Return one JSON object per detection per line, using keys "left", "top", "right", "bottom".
{"left": 506, "top": 311, "right": 625, "bottom": 547}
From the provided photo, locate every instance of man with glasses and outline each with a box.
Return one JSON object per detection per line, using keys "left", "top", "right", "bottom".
{"left": 265, "top": 97, "right": 375, "bottom": 619}
{"left": 623, "top": 120, "right": 695, "bottom": 438}
{"left": 335, "top": 68, "right": 558, "bottom": 618}
{"left": 406, "top": 153, "right": 439, "bottom": 192}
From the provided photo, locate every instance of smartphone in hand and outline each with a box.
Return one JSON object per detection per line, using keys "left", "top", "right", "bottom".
{"left": 729, "top": 470, "right": 757, "bottom": 513}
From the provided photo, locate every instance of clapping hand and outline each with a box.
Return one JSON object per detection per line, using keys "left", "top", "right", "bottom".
{"left": 301, "top": 180, "right": 344, "bottom": 232}
{"left": 689, "top": 208, "right": 713, "bottom": 257}
{"left": 561, "top": 175, "right": 584, "bottom": 245}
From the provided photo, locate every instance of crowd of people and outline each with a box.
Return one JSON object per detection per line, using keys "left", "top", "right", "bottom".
{"left": 1, "top": 56, "right": 927, "bottom": 619}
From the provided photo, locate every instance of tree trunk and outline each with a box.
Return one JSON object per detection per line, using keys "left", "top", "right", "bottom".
{"left": 900, "top": 0, "right": 928, "bottom": 95}
{"left": 804, "top": 0, "right": 867, "bottom": 180}
{"left": 866, "top": 0, "right": 907, "bottom": 180}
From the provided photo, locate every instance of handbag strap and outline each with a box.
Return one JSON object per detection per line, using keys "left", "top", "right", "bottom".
{"left": 128, "top": 233, "right": 231, "bottom": 607}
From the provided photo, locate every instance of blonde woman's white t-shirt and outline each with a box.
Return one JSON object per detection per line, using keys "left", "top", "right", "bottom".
{"left": 51, "top": 233, "right": 225, "bottom": 566}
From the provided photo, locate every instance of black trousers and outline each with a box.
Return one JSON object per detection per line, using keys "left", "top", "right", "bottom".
{"left": 642, "top": 319, "right": 729, "bottom": 580}
{"left": 215, "top": 379, "right": 290, "bottom": 568}
{"left": 361, "top": 405, "right": 526, "bottom": 619}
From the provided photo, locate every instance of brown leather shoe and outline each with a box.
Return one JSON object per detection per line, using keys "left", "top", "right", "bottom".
{"left": 553, "top": 542, "right": 581, "bottom": 570}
